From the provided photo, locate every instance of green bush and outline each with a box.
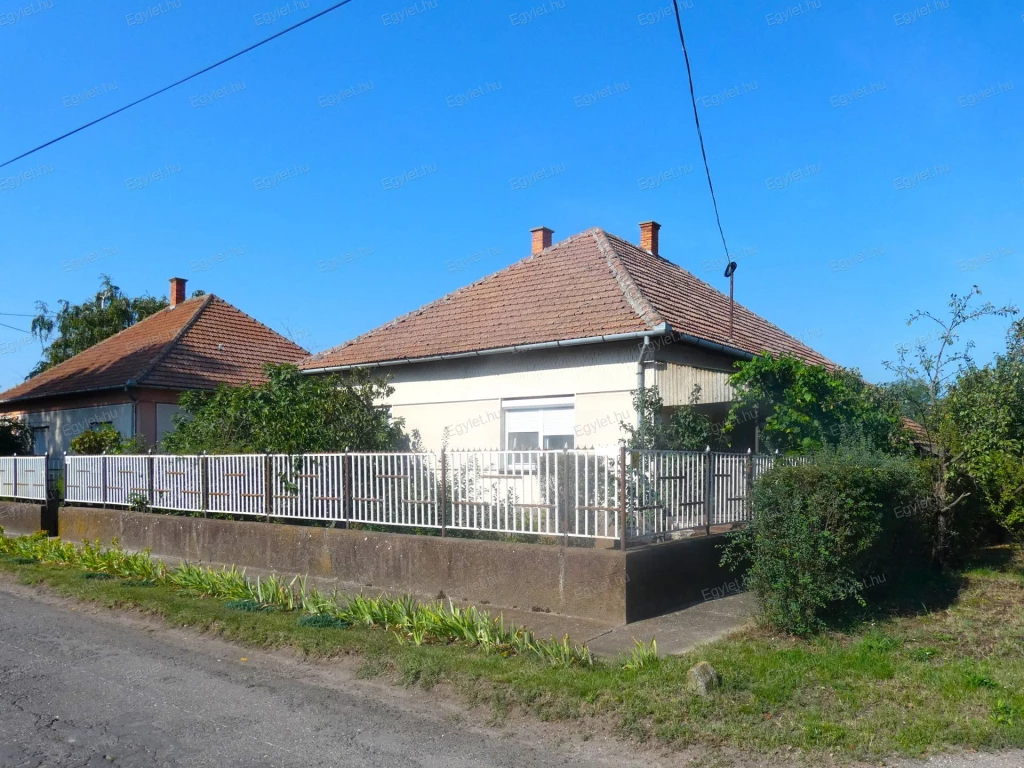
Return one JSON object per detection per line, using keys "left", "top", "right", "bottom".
{"left": 722, "top": 445, "right": 932, "bottom": 635}
{"left": 69, "top": 424, "right": 144, "bottom": 455}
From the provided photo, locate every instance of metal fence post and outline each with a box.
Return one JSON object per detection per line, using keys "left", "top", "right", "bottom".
{"left": 439, "top": 450, "right": 447, "bottom": 537}
{"left": 101, "top": 452, "right": 108, "bottom": 508}
{"left": 561, "top": 448, "right": 570, "bottom": 546}
{"left": 342, "top": 451, "right": 352, "bottom": 529}
{"left": 618, "top": 445, "right": 628, "bottom": 551}
{"left": 147, "top": 449, "right": 155, "bottom": 510}
{"left": 263, "top": 453, "right": 272, "bottom": 523}
{"left": 200, "top": 452, "right": 209, "bottom": 518}
{"left": 703, "top": 446, "right": 712, "bottom": 537}
{"left": 11, "top": 453, "right": 17, "bottom": 502}
{"left": 744, "top": 448, "right": 753, "bottom": 521}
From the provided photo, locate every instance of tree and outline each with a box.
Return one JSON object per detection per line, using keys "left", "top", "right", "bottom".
{"left": 620, "top": 384, "right": 722, "bottom": 451}
{"left": 161, "top": 364, "right": 416, "bottom": 455}
{"left": 940, "top": 318, "right": 1024, "bottom": 535}
{"left": 727, "top": 354, "right": 909, "bottom": 455}
{"left": 0, "top": 417, "right": 31, "bottom": 456}
{"left": 883, "top": 287, "right": 1019, "bottom": 561}
{"left": 30, "top": 275, "right": 167, "bottom": 377}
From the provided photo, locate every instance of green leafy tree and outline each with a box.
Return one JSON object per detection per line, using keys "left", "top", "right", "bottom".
{"left": 30, "top": 275, "right": 167, "bottom": 377}
{"left": 941, "top": 318, "right": 1024, "bottom": 535}
{"left": 0, "top": 417, "right": 31, "bottom": 455}
{"left": 883, "top": 287, "right": 1019, "bottom": 561}
{"left": 162, "top": 364, "right": 416, "bottom": 454}
{"left": 620, "top": 384, "right": 722, "bottom": 451}
{"left": 727, "top": 354, "right": 909, "bottom": 455}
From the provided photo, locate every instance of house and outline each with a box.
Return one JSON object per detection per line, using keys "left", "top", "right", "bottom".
{"left": 299, "top": 222, "right": 833, "bottom": 451}
{"left": 0, "top": 278, "right": 308, "bottom": 456}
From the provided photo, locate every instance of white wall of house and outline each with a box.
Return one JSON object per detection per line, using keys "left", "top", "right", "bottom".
{"left": 379, "top": 342, "right": 640, "bottom": 451}
{"left": 368, "top": 339, "right": 743, "bottom": 452}
{"left": 22, "top": 403, "right": 133, "bottom": 457}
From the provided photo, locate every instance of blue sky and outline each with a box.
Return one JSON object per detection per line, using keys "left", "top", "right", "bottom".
{"left": 1, "top": 0, "right": 1020, "bottom": 391}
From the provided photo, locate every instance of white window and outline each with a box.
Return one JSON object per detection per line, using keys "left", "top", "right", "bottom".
{"left": 503, "top": 397, "right": 575, "bottom": 450}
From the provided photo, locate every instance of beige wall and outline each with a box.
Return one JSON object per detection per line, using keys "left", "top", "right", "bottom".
{"left": 380, "top": 342, "right": 641, "bottom": 451}
{"left": 2, "top": 387, "right": 184, "bottom": 455}
{"left": 646, "top": 337, "right": 740, "bottom": 406}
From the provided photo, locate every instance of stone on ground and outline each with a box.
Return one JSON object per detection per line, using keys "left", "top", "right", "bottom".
{"left": 687, "top": 661, "right": 720, "bottom": 696}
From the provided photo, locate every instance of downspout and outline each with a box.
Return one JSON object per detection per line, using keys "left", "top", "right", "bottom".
{"left": 636, "top": 336, "right": 652, "bottom": 430}
{"left": 125, "top": 384, "right": 138, "bottom": 444}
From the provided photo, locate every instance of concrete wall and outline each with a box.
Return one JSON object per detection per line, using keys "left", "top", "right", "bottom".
{"left": 56, "top": 507, "right": 747, "bottom": 624}
{"left": 0, "top": 501, "right": 49, "bottom": 536}
{"left": 625, "top": 534, "right": 742, "bottom": 622}
{"left": 58, "top": 508, "right": 629, "bottom": 623}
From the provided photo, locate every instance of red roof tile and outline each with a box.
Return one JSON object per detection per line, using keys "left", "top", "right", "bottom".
{"left": 0, "top": 295, "right": 308, "bottom": 404}
{"left": 300, "top": 228, "right": 834, "bottom": 371}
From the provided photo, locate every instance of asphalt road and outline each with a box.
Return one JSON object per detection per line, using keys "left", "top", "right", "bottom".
{"left": 0, "top": 582, "right": 643, "bottom": 768}
{"left": 1, "top": 578, "right": 1022, "bottom": 768}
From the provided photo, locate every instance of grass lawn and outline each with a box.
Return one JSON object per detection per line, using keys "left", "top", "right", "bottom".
{"left": 2, "top": 543, "right": 1024, "bottom": 762}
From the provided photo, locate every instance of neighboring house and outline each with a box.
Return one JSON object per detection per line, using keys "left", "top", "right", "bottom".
{"left": 300, "top": 222, "right": 833, "bottom": 451}
{"left": 0, "top": 278, "right": 308, "bottom": 456}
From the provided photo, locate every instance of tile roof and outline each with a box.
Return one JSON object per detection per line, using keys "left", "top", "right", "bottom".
{"left": 300, "top": 227, "right": 833, "bottom": 371}
{"left": 0, "top": 295, "right": 308, "bottom": 404}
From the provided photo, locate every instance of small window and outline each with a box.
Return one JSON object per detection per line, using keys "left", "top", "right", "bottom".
{"left": 30, "top": 426, "right": 48, "bottom": 455}
{"left": 503, "top": 399, "right": 575, "bottom": 452}
{"left": 508, "top": 431, "right": 540, "bottom": 450}
{"left": 544, "top": 434, "right": 575, "bottom": 450}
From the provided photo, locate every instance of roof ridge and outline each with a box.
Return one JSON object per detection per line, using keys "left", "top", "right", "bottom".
{"left": 303, "top": 229, "right": 601, "bottom": 365}
{"left": 591, "top": 229, "right": 666, "bottom": 330}
{"left": 2, "top": 295, "right": 200, "bottom": 393}
{"left": 132, "top": 294, "right": 215, "bottom": 385}
{"left": 601, "top": 231, "right": 831, "bottom": 362}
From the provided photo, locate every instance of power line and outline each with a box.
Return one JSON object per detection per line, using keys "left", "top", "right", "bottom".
{"left": 0, "top": 321, "right": 31, "bottom": 335}
{"left": 0, "top": 0, "right": 356, "bottom": 171}
{"left": 671, "top": 0, "right": 730, "bottom": 261}
{"left": 0, "top": 312, "right": 43, "bottom": 318}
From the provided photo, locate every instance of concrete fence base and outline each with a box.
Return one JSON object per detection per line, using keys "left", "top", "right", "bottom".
{"left": 53, "top": 507, "right": 741, "bottom": 625}
{"left": 0, "top": 501, "right": 52, "bottom": 537}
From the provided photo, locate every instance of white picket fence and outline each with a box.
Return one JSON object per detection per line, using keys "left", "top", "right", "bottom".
{"left": 0, "top": 456, "right": 48, "bottom": 502}
{"left": 63, "top": 449, "right": 797, "bottom": 544}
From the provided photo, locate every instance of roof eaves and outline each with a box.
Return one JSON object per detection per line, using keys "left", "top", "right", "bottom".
{"left": 301, "top": 326, "right": 672, "bottom": 374}
{"left": 0, "top": 383, "right": 137, "bottom": 406}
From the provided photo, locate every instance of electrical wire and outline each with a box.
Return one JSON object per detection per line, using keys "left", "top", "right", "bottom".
{"left": 0, "top": 0, "right": 356, "bottom": 171}
{"left": 671, "top": 0, "right": 730, "bottom": 260}
{"left": 0, "top": 321, "right": 31, "bottom": 335}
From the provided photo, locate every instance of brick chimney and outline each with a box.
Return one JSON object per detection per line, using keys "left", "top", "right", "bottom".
{"left": 169, "top": 277, "right": 187, "bottom": 308}
{"left": 639, "top": 221, "right": 661, "bottom": 256}
{"left": 530, "top": 226, "right": 553, "bottom": 255}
